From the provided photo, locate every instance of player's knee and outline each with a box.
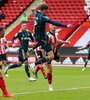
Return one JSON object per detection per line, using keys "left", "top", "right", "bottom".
{"left": 48, "top": 54, "right": 54, "bottom": 61}
{"left": 50, "top": 54, "right": 54, "bottom": 60}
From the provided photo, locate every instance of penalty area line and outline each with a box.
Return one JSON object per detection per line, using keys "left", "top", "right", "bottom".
{"left": 13, "top": 86, "right": 90, "bottom": 95}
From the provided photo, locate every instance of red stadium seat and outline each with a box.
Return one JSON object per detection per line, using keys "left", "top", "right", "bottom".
{"left": 0, "top": 0, "right": 34, "bottom": 28}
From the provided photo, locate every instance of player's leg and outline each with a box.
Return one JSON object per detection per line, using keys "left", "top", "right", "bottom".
{"left": 39, "top": 65, "right": 47, "bottom": 79}
{"left": 46, "top": 62, "right": 53, "bottom": 91}
{"left": 24, "top": 63, "right": 36, "bottom": 81}
{"left": 30, "top": 43, "right": 54, "bottom": 72}
{"left": 54, "top": 48, "right": 60, "bottom": 62}
{"left": 0, "top": 63, "right": 14, "bottom": 97}
{"left": 4, "top": 62, "right": 22, "bottom": 75}
{"left": 34, "top": 66, "right": 40, "bottom": 78}
{"left": 23, "top": 50, "right": 36, "bottom": 81}
{"left": 1, "top": 54, "right": 9, "bottom": 77}
{"left": 33, "top": 50, "right": 41, "bottom": 78}
{"left": 34, "top": 65, "right": 47, "bottom": 79}
{"left": 34, "top": 50, "right": 47, "bottom": 78}
{"left": 82, "top": 50, "right": 90, "bottom": 71}
{"left": 0, "top": 77, "right": 15, "bottom": 97}
{"left": 2, "top": 60, "right": 9, "bottom": 77}
{"left": 82, "top": 58, "right": 89, "bottom": 71}
{"left": 4, "top": 49, "right": 26, "bottom": 75}
{"left": 35, "top": 51, "right": 54, "bottom": 65}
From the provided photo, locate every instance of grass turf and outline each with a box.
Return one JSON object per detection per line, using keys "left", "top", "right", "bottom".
{"left": 0, "top": 66, "right": 90, "bottom": 100}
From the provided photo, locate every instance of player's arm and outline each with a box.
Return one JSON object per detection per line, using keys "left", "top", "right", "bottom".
{"left": 4, "top": 37, "right": 9, "bottom": 52}
{"left": 47, "top": 19, "right": 72, "bottom": 28}
{"left": 4, "top": 37, "right": 9, "bottom": 48}
{"left": 58, "top": 39, "right": 70, "bottom": 45}
{"left": 77, "top": 45, "right": 87, "bottom": 50}
{"left": 42, "top": 16, "right": 72, "bottom": 28}
{"left": 29, "top": 32, "right": 34, "bottom": 42}
{"left": 12, "top": 32, "right": 19, "bottom": 48}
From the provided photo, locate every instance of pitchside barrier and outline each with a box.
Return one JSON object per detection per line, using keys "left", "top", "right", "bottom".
{"left": 6, "top": 47, "right": 89, "bottom": 65}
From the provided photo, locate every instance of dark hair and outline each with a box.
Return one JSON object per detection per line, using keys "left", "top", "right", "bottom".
{"left": 39, "top": 3, "right": 48, "bottom": 11}
{"left": 0, "top": 26, "right": 4, "bottom": 32}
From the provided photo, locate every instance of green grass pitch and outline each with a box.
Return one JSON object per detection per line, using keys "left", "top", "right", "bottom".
{"left": 0, "top": 66, "right": 90, "bottom": 100}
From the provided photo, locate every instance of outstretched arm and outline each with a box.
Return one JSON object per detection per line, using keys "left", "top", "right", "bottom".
{"left": 77, "top": 45, "right": 87, "bottom": 50}
{"left": 47, "top": 19, "right": 72, "bottom": 28}
{"left": 29, "top": 32, "right": 34, "bottom": 42}
{"left": 58, "top": 39, "right": 70, "bottom": 45}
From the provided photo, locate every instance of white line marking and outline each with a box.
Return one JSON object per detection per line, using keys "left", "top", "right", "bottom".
{"left": 13, "top": 86, "right": 90, "bottom": 95}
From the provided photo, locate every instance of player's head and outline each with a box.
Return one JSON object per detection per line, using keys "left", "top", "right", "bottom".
{"left": 0, "top": 26, "right": 5, "bottom": 38}
{"left": 49, "top": 24, "right": 56, "bottom": 34}
{"left": 21, "top": 23, "right": 27, "bottom": 32}
{"left": 39, "top": 2, "right": 48, "bottom": 14}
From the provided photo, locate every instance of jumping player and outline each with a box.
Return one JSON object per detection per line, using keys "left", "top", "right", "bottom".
{"left": 4, "top": 24, "right": 36, "bottom": 81}
{"left": 0, "top": 26, "right": 14, "bottom": 97}
{"left": 77, "top": 41, "right": 90, "bottom": 71}
{"left": 29, "top": 2, "right": 72, "bottom": 91}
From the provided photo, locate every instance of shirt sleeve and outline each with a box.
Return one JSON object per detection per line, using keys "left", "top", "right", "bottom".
{"left": 4, "top": 37, "right": 7, "bottom": 43}
{"left": 29, "top": 32, "right": 34, "bottom": 42}
{"left": 47, "top": 19, "right": 67, "bottom": 27}
{"left": 42, "top": 15, "right": 49, "bottom": 22}
{"left": 12, "top": 32, "right": 19, "bottom": 44}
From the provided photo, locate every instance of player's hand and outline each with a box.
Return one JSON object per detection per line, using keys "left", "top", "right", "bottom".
{"left": 66, "top": 41, "right": 70, "bottom": 45}
{"left": 67, "top": 24, "right": 72, "bottom": 28}
{"left": 12, "top": 44, "right": 16, "bottom": 48}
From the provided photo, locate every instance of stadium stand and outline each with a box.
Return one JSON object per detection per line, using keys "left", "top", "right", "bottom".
{"left": 43, "top": 0, "right": 88, "bottom": 41}
{"left": 64, "top": 21, "right": 90, "bottom": 47}
{"left": 0, "top": 0, "right": 8, "bottom": 8}
{"left": 0, "top": 0, "right": 34, "bottom": 28}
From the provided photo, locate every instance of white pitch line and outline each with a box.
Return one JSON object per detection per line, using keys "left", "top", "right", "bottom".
{"left": 13, "top": 86, "right": 90, "bottom": 95}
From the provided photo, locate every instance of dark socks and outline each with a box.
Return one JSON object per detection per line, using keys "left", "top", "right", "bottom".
{"left": 25, "top": 64, "right": 30, "bottom": 78}
{"left": 84, "top": 59, "right": 88, "bottom": 68}
{"left": 35, "top": 56, "right": 48, "bottom": 65}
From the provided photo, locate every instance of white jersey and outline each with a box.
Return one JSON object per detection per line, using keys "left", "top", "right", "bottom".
{"left": 47, "top": 31, "right": 58, "bottom": 49}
